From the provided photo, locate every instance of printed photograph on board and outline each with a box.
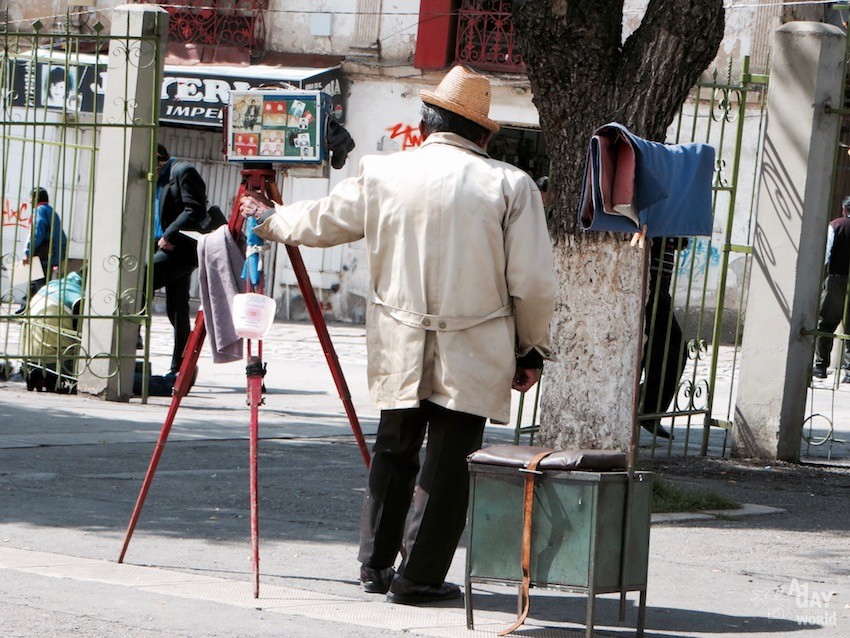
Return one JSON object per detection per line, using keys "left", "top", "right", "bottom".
{"left": 227, "top": 90, "right": 323, "bottom": 163}
{"left": 41, "top": 65, "right": 82, "bottom": 110}
{"left": 262, "top": 97, "right": 288, "bottom": 128}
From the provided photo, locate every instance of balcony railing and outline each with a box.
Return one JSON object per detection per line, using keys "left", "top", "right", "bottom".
{"left": 455, "top": 0, "right": 525, "bottom": 73}
{"left": 140, "top": 0, "right": 267, "bottom": 55}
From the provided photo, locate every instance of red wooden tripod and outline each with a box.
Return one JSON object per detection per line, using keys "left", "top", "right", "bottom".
{"left": 118, "top": 165, "right": 371, "bottom": 598}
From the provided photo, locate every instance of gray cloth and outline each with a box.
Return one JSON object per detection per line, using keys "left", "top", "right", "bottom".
{"left": 197, "top": 225, "right": 245, "bottom": 363}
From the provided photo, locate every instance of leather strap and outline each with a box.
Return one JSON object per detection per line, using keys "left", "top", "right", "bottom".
{"left": 499, "top": 450, "right": 553, "bottom": 636}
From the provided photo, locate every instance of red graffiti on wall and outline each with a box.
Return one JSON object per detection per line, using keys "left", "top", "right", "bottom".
{"left": 1, "top": 199, "right": 30, "bottom": 229}
{"left": 386, "top": 123, "right": 422, "bottom": 150}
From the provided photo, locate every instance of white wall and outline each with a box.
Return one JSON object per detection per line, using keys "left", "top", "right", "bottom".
{"left": 264, "top": 0, "right": 420, "bottom": 63}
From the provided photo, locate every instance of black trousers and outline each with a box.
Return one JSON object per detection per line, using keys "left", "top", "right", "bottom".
{"left": 152, "top": 241, "right": 197, "bottom": 374}
{"left": 641, "top": 275, "right": 687, "bottom": 426}
{"left": 358, "top": 401, "right": 485, "bottom": 585}
{"left": 815, "top": 274, "right": 850, "bottom": 370}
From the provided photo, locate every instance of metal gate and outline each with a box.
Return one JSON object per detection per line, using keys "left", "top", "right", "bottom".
{"left": 515, "top": 57, "right": 769, "bottom": 459}
{"left": 0, "top": 13, "right": 162, "bottom": 398}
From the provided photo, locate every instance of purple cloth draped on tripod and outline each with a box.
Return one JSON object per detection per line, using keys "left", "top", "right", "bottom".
{"left": 197, "top": 225, "right": 245, "bottom": 363}
{"left": 578, "top": 122, "right": 715, "bottom": 238}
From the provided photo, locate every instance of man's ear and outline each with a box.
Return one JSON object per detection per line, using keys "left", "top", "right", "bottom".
{"left": 479, "top": 132, "right": 492, "bottom": 150}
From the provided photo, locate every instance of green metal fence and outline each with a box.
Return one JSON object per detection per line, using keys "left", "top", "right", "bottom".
{"left": 514, "top": 57, "right": 769, "bottom": 459}
{"left": 0, "top": 11, "right": 162, "bottom": 398}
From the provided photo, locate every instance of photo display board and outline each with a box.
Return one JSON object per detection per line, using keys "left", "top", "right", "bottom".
{"left": 227, "top": 90, "right": 324, "bottom": 163}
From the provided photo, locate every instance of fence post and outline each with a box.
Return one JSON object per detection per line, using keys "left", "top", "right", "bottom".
{"left": 733, "top": 22, "right": 845, "bottom": 461}
{"left": 77, "top": 5, "right": 167, "bottom": 400}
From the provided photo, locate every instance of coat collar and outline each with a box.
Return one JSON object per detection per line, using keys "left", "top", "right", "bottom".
{"left": 420, "top": 132, "right": 489, "bottom": 158}
{"left": 157, "top": 157, "right": 175, "bottom": 186}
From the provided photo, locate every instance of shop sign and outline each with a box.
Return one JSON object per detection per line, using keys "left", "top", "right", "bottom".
{"left": 6, "top": 54, "right": 346, "bottom": 128}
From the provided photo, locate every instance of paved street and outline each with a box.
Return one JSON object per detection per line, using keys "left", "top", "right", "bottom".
{"left": 0, "top": 315, "right": 848, "bottom": 637}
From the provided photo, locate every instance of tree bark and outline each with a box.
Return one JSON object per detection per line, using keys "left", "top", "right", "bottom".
{"left": 512, "top": 1, "right": 725, "bottom": 450}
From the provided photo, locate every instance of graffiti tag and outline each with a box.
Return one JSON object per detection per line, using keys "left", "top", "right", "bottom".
{"left": 1, "top": 199, "right": 30, "bottom": 229}
{"left": 678, "top": 238, "right": 720, "bottom": 276}
{"left": 386, "top": 123, "right": 422, "bottom": 150}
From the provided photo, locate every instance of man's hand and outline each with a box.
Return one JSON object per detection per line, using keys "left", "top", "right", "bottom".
{"left": 512, "top": 367, "right": 541, "bottom": 393}
{"left": 239, "top": 189, "right": 274, "bottom": 219}
{"left": 157, "top": 237, "right": 174, "bottom": 252}
{"left": 22, "top": 256, "right": 29, "bottom": 266}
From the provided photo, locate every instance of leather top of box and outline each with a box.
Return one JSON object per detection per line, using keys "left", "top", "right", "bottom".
{"left": 468, "top": 445, "right": 626, "bottom": 472}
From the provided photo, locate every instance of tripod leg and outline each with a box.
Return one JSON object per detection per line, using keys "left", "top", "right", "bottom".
{"left": 261, "top": 180, "right": 370, "bottom": 469}
{"left": 246, "top": 355, "right": 264, "bottom": 598}
{"left": 284, "top": 244, "right": 371, "bottom": 469}
{"left": 119, "top": 310, "right": 207, "bottom": 563}
{"left": 120, "top": 171, "right": 256, "bottom": 565}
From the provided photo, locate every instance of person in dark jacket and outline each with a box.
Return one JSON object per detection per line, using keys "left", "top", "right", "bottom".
{"left": 153, "top": 144, "right": 207, "bottom": 375}
{"left": 814, "top": 195, "right": 850, "bottom": 381}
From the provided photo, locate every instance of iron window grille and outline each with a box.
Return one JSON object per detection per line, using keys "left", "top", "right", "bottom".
{"left": 138, "top": 0, "right": 267, "bottom": 56}
{"left": 455, "top": 0, "right": 525, "bottom": 73}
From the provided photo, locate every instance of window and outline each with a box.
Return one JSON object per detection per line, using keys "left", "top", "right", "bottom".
{"left": 139, "top": 0, "right": 267, "bottom": 56}
{"left": 414, "top": 0, "right": 524, "bottom": 73}
{"left": 455, "top": 0, "right": 524, "bottom": 72}
{"left": 488, "top": 126, "right": 548, "bottom": 182}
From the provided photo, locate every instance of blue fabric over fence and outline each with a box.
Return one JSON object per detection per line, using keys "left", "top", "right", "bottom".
{"left": 578, "top": 122, "right": 715, "bottom": 238}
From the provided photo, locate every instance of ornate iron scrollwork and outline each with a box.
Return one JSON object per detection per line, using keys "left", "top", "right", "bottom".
{"left": 456, "top": 0, "right": 525, "bottom": 73}
{"left": 137, "top": 0, "right": 267, "bottom": 54}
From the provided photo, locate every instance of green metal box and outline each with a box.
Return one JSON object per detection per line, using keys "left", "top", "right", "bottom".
{"left": 465, "top": 458, "right": 652, "bottom": 636}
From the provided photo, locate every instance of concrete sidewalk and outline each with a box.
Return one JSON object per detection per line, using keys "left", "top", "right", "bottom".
{"left": 0, "top": 316, "right": 848, "bottom": 637}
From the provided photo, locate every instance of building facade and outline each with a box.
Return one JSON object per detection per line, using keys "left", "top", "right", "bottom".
{"left": 0, "top": 0, "right": 841, "bottom": 322}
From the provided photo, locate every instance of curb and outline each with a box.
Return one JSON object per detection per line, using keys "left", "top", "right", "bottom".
{"left": 651, "top": 502, "right": 785, "bottom": 524}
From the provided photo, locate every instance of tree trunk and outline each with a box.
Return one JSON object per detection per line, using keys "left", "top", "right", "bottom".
{"left": 512, "top": 1, "right": 725, "bottom": 449}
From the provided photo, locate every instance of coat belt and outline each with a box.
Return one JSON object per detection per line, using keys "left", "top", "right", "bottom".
{"left": 370, "top": 293, "right": 512, "bottom": 332}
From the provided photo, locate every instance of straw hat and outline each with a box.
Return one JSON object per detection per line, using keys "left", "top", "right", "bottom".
{"left": 421, "top": 66, "right": 500, "bottom": 133}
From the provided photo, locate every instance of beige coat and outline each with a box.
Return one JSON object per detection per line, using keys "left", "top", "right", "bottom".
{"left": 255, "top": 132, "right": 555, "bottom": 423}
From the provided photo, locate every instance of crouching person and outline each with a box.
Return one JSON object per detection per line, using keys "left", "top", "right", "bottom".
{"left": 239, "top": 66, "right": 556, "bottom": 604}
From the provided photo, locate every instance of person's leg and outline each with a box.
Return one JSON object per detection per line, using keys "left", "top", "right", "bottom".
{"left": 358, "top": 406, "right": 428, "bottom": 571}
{"left": 815, "top": 276, "right": 844, "bottom": 371}
{"left": 640, "top": 278, "right": 678, "bottom": 437}
{"left": 839, "top": 286, "right": 850, "bottom": 374}
{"left": 644, "top": 288, "right": 685, "bottom": 422}
{"left": 165, "top": 271, "right": 192, "bottom": 374}
{"left": 398, "top": 402, "right": 485, "bottom": 586}
{"left": 153, "top": 249, "right": 195, "bottom": 374}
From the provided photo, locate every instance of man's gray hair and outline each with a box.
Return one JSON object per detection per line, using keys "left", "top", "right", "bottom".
{"left": 420, "top": 103, "right": 488, "bottom": 144}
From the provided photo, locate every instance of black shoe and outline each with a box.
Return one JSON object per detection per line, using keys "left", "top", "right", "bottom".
{"left": 640, "top": 421, "right": 672, "bottom": 440}
{"left": 812, "top": 365, "right": 828, "bottom": 379}
{"left": 359, "top": 565, "right": 394, "bottom": 594}
{"left": 386, "top": 575, "right": 461, "bottom": 605}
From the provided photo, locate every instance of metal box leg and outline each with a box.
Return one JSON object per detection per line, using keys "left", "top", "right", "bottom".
{"left": 637, "top": 589, "right": 647, "bottom": 637}
{"left": 585, "top": 590, "right": 596, "bottom": 638}
{"left": 465, "top": 576, "right": 474, "bottom": 629}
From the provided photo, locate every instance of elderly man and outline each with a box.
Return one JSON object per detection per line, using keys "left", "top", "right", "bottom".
{"left": 240, "top": 66, "right": 555, "bottom": 604}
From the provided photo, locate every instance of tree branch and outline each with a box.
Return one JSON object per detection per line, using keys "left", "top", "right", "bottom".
{"left": 616, "top": 0, "right": 725, "bottom": 138}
